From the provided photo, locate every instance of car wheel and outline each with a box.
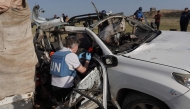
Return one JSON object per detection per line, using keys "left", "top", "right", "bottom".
{"left": 122, "top": 92, "right": 169, "bottom": 109}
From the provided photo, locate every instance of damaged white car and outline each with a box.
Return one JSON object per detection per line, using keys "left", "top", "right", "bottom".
{"left": 32, "top": 5, "right": 190, "bottom": 109}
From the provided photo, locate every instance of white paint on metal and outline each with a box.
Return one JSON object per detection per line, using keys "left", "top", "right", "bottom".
{"left": 86, "top": 28, "right": 112, "bottom": 55}
{"left": 0, "top": 92, "right": 33, "bottom": 106}
{"left": 63, "top": 26, "right": 112, "bottom": 55}
{"left": 125, "top": 31, "right": 190, "bottom": 70}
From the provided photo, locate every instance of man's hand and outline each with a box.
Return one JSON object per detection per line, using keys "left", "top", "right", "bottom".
{"left": 76, "top": 52, "right": 91, "bottom": 74}
{"left": 133, "top": 15, "right": 136, "bottom": 19}
{"left": 86, "top": 52, "right": 91, "bottom": 61}
{"left": 78, "top": 52, "right": 85, "bottom": 59}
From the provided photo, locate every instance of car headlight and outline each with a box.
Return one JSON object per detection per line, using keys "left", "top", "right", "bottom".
{"left": 172, "top": 72, "right": 190, "bottom": 88}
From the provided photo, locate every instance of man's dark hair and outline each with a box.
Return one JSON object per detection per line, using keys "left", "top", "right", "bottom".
{"left": 157, "top": 10, "right": 160, "bottom": 13}
{"left": 65, "top": 35, "right": 80, "bottom": 48}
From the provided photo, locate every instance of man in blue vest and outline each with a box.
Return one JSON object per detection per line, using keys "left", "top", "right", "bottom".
{"left": 50, "top": 35, "right": 91, "bottom": 102}
{"left": 133, "top": 7, "right": 144, "bottom": 22}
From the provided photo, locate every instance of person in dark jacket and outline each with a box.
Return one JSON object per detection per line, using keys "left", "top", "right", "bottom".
{"left": 154, "top": 10, "right": 162, "bottom": 30}
{"left": 62, "top": 13, "right": 66, "bottom": 22}
{"left": 180, "top": 8, "right": 190, "bottom": 31}
{"left": 98, "top": 10, "right": 109, "bottom": 32}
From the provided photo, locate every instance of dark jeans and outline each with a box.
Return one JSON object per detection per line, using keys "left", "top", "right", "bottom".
{"left": 180, "top": 21, "right": 189, "bottom": 31}
{"left": 155, "top": 22, "right": 160, "bottom": 30}
{"left": 52, "top": 85, "right": 73, "bottom": 102}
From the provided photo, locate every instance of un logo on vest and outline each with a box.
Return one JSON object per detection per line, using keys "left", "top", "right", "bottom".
{"left": 50, "top": 62, "right": 61, "bottom": 73}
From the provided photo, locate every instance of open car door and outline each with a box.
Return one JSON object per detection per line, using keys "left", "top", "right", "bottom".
{"left": 66, "top": 56, "right": 108, "bottom": 109}
{"left": 53, "top": 55, "right": 119, "bottom": 109}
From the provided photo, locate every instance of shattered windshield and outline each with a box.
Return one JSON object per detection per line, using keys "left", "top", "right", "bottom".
{"left": 91, "top": 15, "right": 159, "bottom": 54}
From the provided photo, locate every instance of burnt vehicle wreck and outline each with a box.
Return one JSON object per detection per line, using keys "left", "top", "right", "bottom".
{"left": 32, "top": 3, "right": 169, "bottom": 109}
{"left": 33, "top": 5, "right": 119, "bottom": 109}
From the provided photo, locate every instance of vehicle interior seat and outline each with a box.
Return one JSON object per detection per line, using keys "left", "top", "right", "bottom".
{"left": 76, "top": 33, "right": 92, "bottom": 50}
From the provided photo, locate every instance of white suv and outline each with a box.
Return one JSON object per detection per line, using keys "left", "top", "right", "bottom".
{"left": 67, "top": 15, "right": 190, "bottom": 109}
{"left": 33, "top": 6, "right": 190, "bottom": 109}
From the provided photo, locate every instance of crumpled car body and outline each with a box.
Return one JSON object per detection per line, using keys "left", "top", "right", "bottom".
{"left": 32, "top": 5, "right": 190, "bottom": 109}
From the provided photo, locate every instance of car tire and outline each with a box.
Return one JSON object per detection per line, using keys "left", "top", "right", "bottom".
{"left": 122, "top": 92, "right": 169, "bottom": 109}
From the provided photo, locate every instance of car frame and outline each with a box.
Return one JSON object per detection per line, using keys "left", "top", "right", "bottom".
{"left": 32, "top": 5, "right": 190, "bottom": 109}
{"left": 88, "top": 16, "right": 190, "bottom": 109}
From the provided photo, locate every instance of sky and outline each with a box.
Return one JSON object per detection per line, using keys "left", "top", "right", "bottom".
{"left": 28, "top": 0, "right": 190, "bottom": 18}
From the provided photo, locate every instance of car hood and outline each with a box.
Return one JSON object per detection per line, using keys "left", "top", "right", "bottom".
{"left": 124, "top": 31, "right": 190, "bottom": 70}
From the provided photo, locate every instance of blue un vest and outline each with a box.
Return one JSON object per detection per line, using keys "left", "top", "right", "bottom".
{"left": 50, "top": 51, "right": 76, "bottom": 77}
{"left": 137, "top": 11, "right": 143, "bottom": 19}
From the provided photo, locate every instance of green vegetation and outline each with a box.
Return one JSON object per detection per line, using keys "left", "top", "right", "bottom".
{"left": 146, "top": 17, "right": 190, "bottom": 31}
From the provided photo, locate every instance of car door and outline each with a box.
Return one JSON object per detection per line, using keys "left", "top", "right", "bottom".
{"left": 67, "top": 56, "right": 108, "bottom": 109}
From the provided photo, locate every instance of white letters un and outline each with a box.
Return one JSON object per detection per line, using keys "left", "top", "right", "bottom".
{"left": 50, "top": 62, "right": 61, "bottom": 73}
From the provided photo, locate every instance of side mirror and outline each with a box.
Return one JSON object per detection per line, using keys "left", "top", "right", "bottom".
{"left": 101, "top": 55, "right": 118, "bottom": 67}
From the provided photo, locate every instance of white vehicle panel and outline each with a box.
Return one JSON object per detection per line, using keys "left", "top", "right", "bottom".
{"left": 169, "top": 90, "right": 190, "bottom": 109}
{"left": 0, "top": 92, "right": 34, "bottom": 109}
{"left": 125, "top": 31, "right": 190, "bottom": 70}
{"left": 108, "top": 55, "right": 189, "bottom": 102}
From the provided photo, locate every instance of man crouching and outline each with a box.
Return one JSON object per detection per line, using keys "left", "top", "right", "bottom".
{"left": 50, "top": 35, "right": 91, "bottom": 102}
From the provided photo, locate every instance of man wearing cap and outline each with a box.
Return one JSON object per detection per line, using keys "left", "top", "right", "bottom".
{"left": 133, "top": 7, "right": 144, "bottom": 22}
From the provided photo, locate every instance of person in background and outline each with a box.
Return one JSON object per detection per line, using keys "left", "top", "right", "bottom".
{"left": 54, "top": 14, "right": 58, "bottom": 19}
{"left": 180, "top": 7, "right": 190, "bottom": 31}
{"left": 99, "top": 10, "right": 107, "bottom": 19}
{"left": 62, "top": 13, "right": 66, "bottom": 22}
{"left": 98, "top": 10, "right": 109, "bottom": 32}
{"left": 65, "top": 15, "right": 69, "bottom": 22}
{"left": 50, "top": 35, "right": 91, "bottom": 102}
{"left": 154, "top": 10, "right": 162, "bottom": 30}
{"left": 133, "top": 7, "right": 144, "bottom": 22}
{"left": 47, "top": 14, "right": 59, "bottom": 20}
{"left": 132, "top": 7, "right": 143, "bottom": 34}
